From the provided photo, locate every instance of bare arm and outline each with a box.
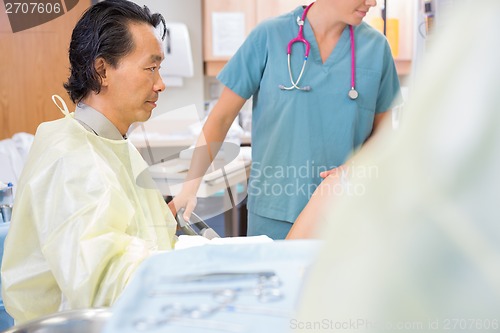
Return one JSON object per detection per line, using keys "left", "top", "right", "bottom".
{"left": 286, "top": 171, "right": 343, "bottom": 239}
{"left": 287, "top": 110, "right": 391, "bottom": 239}
{"left": 169, "top": 87, "right": 246, "bottom": 219}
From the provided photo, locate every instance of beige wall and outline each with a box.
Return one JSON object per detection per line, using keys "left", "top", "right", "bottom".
{"left": 131, "top": 0, "right": 205, "bottom": 120}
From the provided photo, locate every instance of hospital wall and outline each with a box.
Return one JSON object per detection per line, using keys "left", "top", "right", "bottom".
{"left": 131, "top": 0, "right": 205, "bottom": 120}
{"left": 0, "top": 0, "right": 205, "bottom": 140}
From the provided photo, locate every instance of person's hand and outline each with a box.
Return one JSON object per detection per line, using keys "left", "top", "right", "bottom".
{"left": 168, "top": 189, "right": 198, "bottom": 222}
{"left": 319, "top": 165, "right": 345, "bottom": 179}
{"left": 287, "top": 166, "right": 345, "bottom": 240}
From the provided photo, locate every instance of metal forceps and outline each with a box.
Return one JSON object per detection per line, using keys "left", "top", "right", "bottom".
{"left": 150, "top": 285, "right": 283, "bottom": 304}
{"left": 134, "top": 313, "right": 244, "bottom": 332}
{"left": 134, "top": 299, "right": 244, "bottom": 332}
{"left": 160, "top": 270, "right": 280, "bottom": 284}
{"left": 150, "top": 271, "right": 284, "bottom": 303}
{"left": 134, "top": 271, "right": 286, "bottom": 331}
{"left": 134, "top": 292, "right": 288, "bottom": 331}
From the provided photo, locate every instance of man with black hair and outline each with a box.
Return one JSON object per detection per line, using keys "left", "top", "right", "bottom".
{"left": 1, "top": 0, "right": 176, "bottom": 323}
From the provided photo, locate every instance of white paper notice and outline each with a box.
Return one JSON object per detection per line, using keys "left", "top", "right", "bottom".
{"left": 212, "top": 12, "right": 245, "bottom": 57}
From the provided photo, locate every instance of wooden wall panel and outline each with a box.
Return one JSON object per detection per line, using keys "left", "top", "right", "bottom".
{"left": 202, "top": 0, "right": 255, "bottom": 62}
{"left": 202, "top": 0, "right": 304, "bottom": 77}
{"left": 0, "top": 0, "right": 91, "bottom": 140}
{"left": 255, "top": 0, "right": 305, "bottom": 22}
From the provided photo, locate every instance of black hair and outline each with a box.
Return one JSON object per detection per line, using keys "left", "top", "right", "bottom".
{"left": 63, "top": 0, "right": 166, "bottom": 103}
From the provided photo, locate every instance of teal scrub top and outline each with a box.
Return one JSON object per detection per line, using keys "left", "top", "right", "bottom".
{"left": 217, "top": 6, "right": 402, "bottom": 223}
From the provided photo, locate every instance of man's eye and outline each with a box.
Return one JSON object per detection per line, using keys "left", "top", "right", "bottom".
{"left": 148, "top": 66, "right": 161, "bottom": 73}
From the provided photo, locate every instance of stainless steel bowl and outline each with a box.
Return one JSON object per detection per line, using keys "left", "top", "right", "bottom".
{"left": 1, "top": 308, "right": 112, "bottom": 333}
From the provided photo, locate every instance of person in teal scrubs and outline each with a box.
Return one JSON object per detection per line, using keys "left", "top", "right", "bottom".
{"left": 172, "top": 0, "right": 402, "bottom": 239}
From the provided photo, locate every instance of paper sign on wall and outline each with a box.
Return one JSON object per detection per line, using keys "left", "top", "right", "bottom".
{"left": 212, "top": 12, "right": 245, "bottom": 57}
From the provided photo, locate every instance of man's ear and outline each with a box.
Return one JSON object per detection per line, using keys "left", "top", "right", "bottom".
{"left": 94, "top": 57, "right": 108, "bottom": 86}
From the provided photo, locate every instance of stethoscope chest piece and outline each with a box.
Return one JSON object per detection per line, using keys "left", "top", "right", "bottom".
{"left": 348, "top": 88, "right": 359, "bottom": 100}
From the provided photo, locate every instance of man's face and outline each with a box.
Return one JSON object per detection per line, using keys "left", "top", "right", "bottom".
{"left": 104, "top": 22, "right": 165, "bottom": 133}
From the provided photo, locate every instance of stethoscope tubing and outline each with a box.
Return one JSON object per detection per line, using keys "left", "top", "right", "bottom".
{"left": 350, "top": 25, "right": 356, "bottom": 90}
{"left": 280, "top": 2, "right": 358, "bottom": 99}
{"left": 279, "top": 55, "right": 308, "bottom": 91}
{"left": 280, "top": 2, "right": 313, "bottom": 91}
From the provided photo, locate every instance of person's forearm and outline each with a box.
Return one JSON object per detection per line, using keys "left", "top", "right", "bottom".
{"left": 364, "top": 110, "right": 390, "bottom": 146}
{"left": 286, "top": 172, "right": 342, "bottom": 239}
{"left": 183, "top": 87, "right": 246, "bottom": 196}
{"left": 288, "top": 111, "right": 391, "bottom": 239}
{"left": 183, "top": 115, "right": 232, "bottom": 192}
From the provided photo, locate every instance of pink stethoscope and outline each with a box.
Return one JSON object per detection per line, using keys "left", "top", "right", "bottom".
{"left": 279, "top": 2, "right": 359, "bottom": 100}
